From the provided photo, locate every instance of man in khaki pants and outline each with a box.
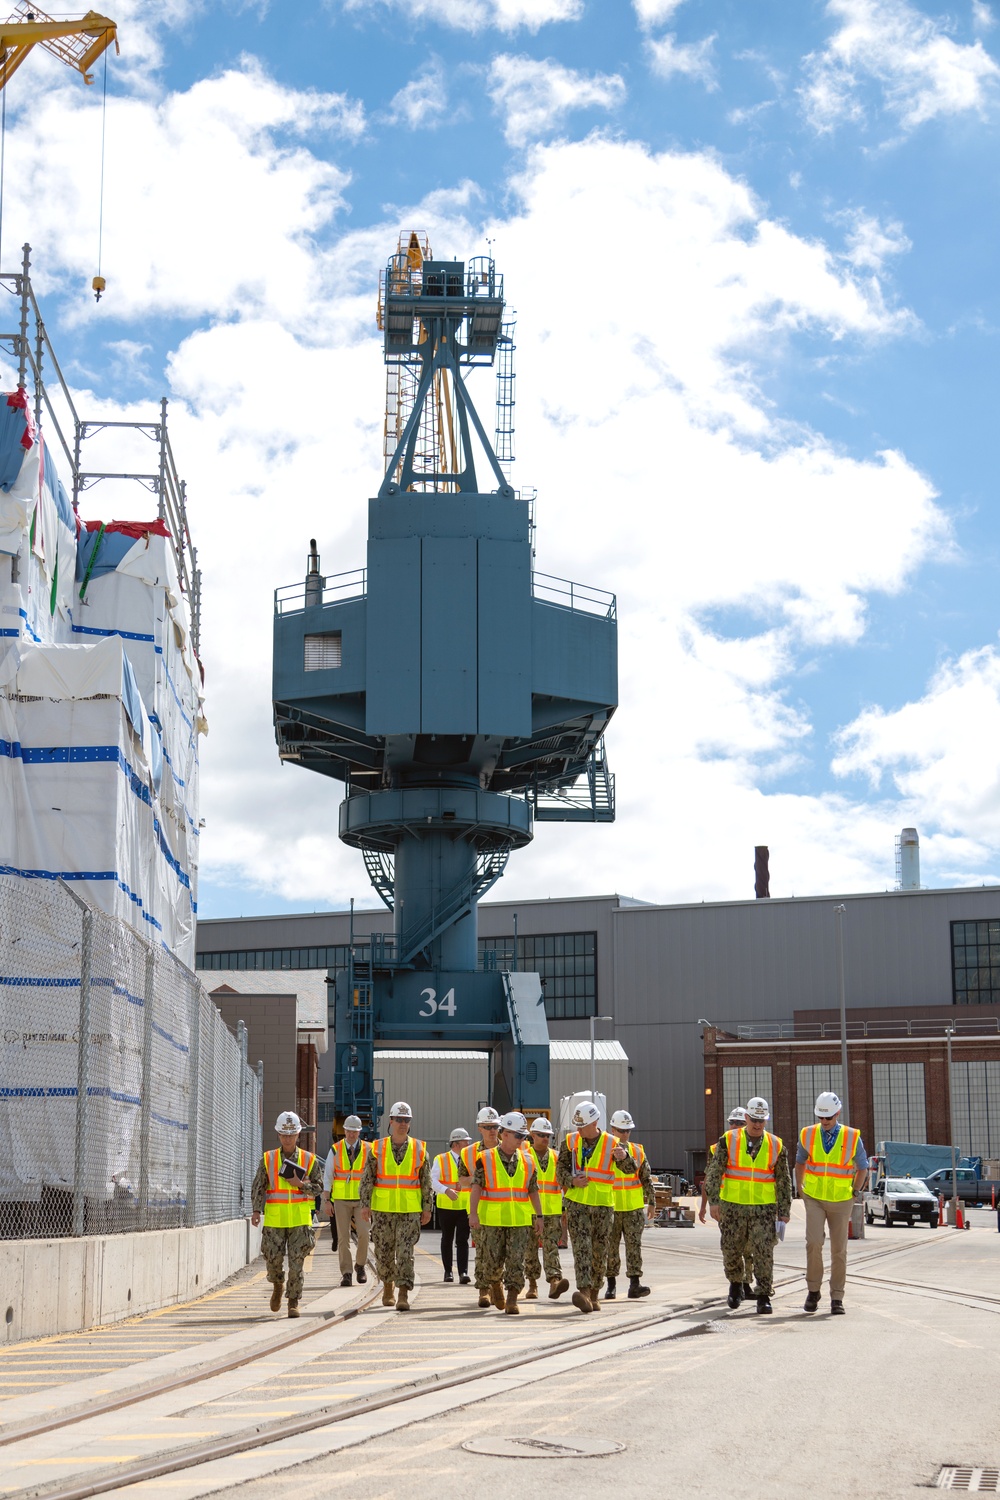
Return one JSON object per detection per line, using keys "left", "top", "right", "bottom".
{"left": 796, "top": 1091, "right": 868, "bottom": 1317}
{"left": 322, "top": 1115, "right": 371, "bottom": 1287}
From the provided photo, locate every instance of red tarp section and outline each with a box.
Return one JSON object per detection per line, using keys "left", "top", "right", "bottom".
{"left": 82, "top": 518, "right": 172, "bottom": 539}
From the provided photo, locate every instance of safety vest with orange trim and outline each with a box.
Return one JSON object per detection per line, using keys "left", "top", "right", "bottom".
{"left": 719, "top": 1128, "right": 782, "bottom": 1205}
{"left": 565, "top": 1130, "right": 617, "bottom": 1207}
{"left": 612, "top": 1139, "right": 647, "bottom": 1211}
{"left": 263, "top": 1148, "right": 318, "bottom": 1228}
{"left": 460, "top": 1141, "right": 485, "bottom": 1179}
{"left": 370, "top": 1136, "right": 427, "bottom": 1214}
{"left": 433, "top": 1150, "right": 470, "bottom": 1212}
{"left": 478, "top": 1146, "right": 534, "bottom": 1227}
{"left": 329, "top": 1137, "right": 370, "bottom": 1202}
{"left": 527, "top": 1144, "right": 562, "bottom": 1216}
{"left": 799, "top": 1123, "right": 861, "bottom": 1203}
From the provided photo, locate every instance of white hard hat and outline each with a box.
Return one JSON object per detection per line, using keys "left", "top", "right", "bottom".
{"left": 476, "top": 1106, "right": 501, "bottom": 1126}
{"left": 500, "top": 1111, "right": 527, "bottom": 1134}
{"left": 275, "top": 1111, "right": 302, "bottom": 1133}
{"left": 727, "top": 1106, "right": 748, "bottom": 1124}
{"left": 814, "top": 1091, "right": 842, "bottom": 1119}
{"left": 529, "top": 1117, "right": 554, "bottom": 1135}
{"left": 610, "top": 1109, "right": 635, "bottom": 1130}
{"left": 449, "top": 1126, "right": 471, "bottom": 1143}
{"left": 745, "top": 1097, "right": 770, "bottom": 1121}
{"left": 572, "top": 1100, "right": 602, "bottom": 1127}
{"left": 388, "top": 1101, "right": 413, "bottom": 1120}
{"left": 343, "top": 1115, "right": 362, "bottom": 1131}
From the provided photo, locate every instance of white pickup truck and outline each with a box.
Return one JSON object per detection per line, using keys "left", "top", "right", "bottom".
{"left": 864, "top": 1177, "right": 939, "bottom": 1229}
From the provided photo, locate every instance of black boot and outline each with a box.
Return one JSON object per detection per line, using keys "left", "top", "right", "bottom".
{"left": 443, "top": 1270, "right": 454, "bottom": 1282}
{"left": 355, "top": 1264, "right": 367, "bottom": 1284}
{"left": 830, "top": 1299, "right": 845, "bottom": 1315}
{"left": 804, "top": 1290, "right": 821, "bottom": 1313}
{"left": 727, "top": 1282, "right": 744, "bottom": 1309}
{"left": 628, "top": 1276, "right": 650, "bottom": 1298}
{"left": 756, "top": 1294, "right": 773, "bottom": 1314}
{"left": 742, "top": 1282, "right": 754, "bottom": 1300}
{"left": 604, "top": 1277, "right": 616, "bottom": 1300}
{"left": 340, "top": 1272, "right": 352, "bottom": 1288}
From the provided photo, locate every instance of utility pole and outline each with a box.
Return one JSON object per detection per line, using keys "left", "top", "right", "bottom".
{"left": 834, "top": 904, "right": 850, "bottom": 1123}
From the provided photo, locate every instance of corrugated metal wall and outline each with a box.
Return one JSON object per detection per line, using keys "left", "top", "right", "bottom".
{"left": 374, "top": 1052, "right": 491, "bottom": 1158}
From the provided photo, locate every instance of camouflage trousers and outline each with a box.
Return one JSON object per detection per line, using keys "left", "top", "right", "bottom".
{"left": 718, "top": 1204, "right": 777, "bottom": 1295}
{"left": 470, "top": 1226, "right": 491, "bottom": 1290}
{"left": 476, "top": 1224, "right": 530, "bottom": 1292}
{"left": 261, "top": 1225, "right": 316, "bottom": 1306}
{"left": 525, "top": 1215, "right": 563, "bottom": 1283}
{"left": 606, "top": 1207, "right": 646, "bottom": 1279}
{"left": 566, "top": 1201, "right": 612, "bottom": 1293}
{"left": 370, "top": 1211, "right": 421, "bottom": 1291}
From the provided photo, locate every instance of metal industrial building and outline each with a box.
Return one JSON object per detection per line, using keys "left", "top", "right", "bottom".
{"left": 198, "top": 881, "right": 1000, "bottom": 1173}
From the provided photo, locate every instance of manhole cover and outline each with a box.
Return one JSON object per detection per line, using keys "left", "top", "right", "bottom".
{"left": 936, "top": 1468, "right": 1000, "bottom": 1491}
{"left": 462, "top": 1436, "right": 624, "bottom": 1460}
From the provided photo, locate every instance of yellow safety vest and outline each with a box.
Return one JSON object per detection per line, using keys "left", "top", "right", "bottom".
{"left": 460, "top": 1141, "right": 483, "bottom": 1179}
{"left": 434, "top": 1150, "right": 470, "bottom": 1212}
{"left": 263, "top": 1148, "right": 318, "bottom": 1228}
{"left": 329, "top": 1137, "right": 369, "bottom": 1202}
{"left": 612, "top": 1140, "right": 646, "bottom": 1211}
{"left": 565, "top": 1130, "right": 617, "bottom": 1208}
{"left": 719, "top": 1129, "right": 782, "bottom": 1206}
{"left": 478, "top": 1147, "right": 533, "bottom": 1227}
{"left": 370, "top": 1136, "right": 427, "bottom": 1214}
{"left": 528, "top": 1145, "right": 562, "bottom": 1216}
{"left": 799, "top": 1124, "right": 861, "bottom": 1203}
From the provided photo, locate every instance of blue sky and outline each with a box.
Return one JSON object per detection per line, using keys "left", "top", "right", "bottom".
{"left": 4, "top": 0, "right": 1000, "bottom": 916}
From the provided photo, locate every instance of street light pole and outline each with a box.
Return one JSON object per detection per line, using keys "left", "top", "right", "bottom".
{"left": 946, "top": 1024, "right": 959, "bottom": 1227}
{"left": 590, "top": 1014, "right": 614, "bottom": 1111}
{"left": 834, "top": 904, "right": 851, "bottom": 1125}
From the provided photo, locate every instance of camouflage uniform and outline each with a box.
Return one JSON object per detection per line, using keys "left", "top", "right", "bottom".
{"left": 557, "top": 1136, "right": 632, "bottom": 1295}
{"left": 459, "top": 1142, "right": 492, "bottom": 1292}
{"left": 524, "top": 1145, "right": 563, "bottom": 1283}
{"left": 359, "top": 1136, "right": 432, "bottom": 1292}
{"left": 703, "top": 1132, "right": 792, "bottom": 1297}
{"left": 472, "top": 1149, "right": 538, "bottom": 1293}
{"left": 606, "top": 1147, "right": 656, "bottom": 1279}
{"left": 250, "top": 1150, "right": 324, "bottom": 1305}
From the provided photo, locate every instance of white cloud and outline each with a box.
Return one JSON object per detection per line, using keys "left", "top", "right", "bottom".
{"left": 340, "top": 0, "right": 582, "bottom": 32}
{"left": 801, "top": 0, "right": 1000, "bottom": 133}
{"left": 487, "top": 55, "right": 626, "bottom": 145}
{"left": 632, "top": 0, "right": 687, "bottom": 28}
{"left": 646, "top": 32, "right": 718, "bottom": 88}
{"left": 837, "top": 208, "right": 912, "bottom": 269}
{"left": 973, "top": 0, "right": 995, "bottom": 32}
{"left": 385, "top": 59, "right": 449, "bottom": 128}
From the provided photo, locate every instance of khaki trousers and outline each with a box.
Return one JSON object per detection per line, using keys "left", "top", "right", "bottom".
{"left": 333, "top": 1199, "right": 370, "bottom": 1277}
{"left": 804, "top": 1194, "right": 852, "bottom": 1298}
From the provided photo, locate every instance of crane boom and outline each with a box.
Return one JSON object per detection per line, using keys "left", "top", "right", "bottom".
{"left": 0, "top": 2, "right": 118, "bottom": 91}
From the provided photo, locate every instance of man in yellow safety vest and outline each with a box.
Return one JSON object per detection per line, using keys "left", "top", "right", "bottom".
{"left": 359, "top": 1101, "right": 432, "bottom": 1312}
{"left": 459, "top": 1105, "right": 501, "bottom": 1308}
{"left": 469, "top": 1111, "right": 543, "bottom": 1315}
{"left": 250, "top": 1110, "right": 324, "bottom": 1318}
{"left": 523, "top": 1117, "right": 569, "bottom": 1301}
{"left": 431, "top": 1126, "right": 473, "bottom": 1284}
{"left": 557, "top": 1100, "right": 632, "bottom": 1314}
{"left": 604, "top": 1108, "right": 655, "bottom": 1301}
{"left": 703, "top": 1096, "right": 792, "bottom": 1314}
{"left": 796, "top": 1090, "right": 868, "bottom": 1316}
{"left": 699, "top": 1107, "right": 756, "bottom": 1301}
{"left": 321, "top": 1114, "right": 372, "bottom": 1288}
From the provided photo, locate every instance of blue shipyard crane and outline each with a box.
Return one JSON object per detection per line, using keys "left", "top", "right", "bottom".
{"left": 272, "top": 239, "right": 617, "bottom": 1129}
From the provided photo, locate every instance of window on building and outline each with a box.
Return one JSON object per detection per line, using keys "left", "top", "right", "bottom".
{"left": 722, "top": 1067, "right": 773, "bottom": 1122}
{"left": 477, "top": 932, "right": 597, "bottom": 1020}
{"left": 950, "top": 1060, "right": 1000, "bottom": 1159}
{"left": 796, "top": 1064, "right": 844, "bottom": 1135}
{"left": 195, "top": 945, "right": 364, "bottom": 972}
{"left": 951, "top": 919, "right": 1000, "bottom": 1005}
{"left": 872, "top": 1062, "right": 926, "bottom": 1145}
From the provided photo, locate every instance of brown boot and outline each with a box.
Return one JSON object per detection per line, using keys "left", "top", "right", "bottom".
{"left": 589, "top": 1287, "right": 602, "bottom": 1311}
{"left": 381, "top": 1280, "right": 395, "bottom": 1307}
{"left": 548, "top": 1277, "right": 570, "bottom": 1299}
{"left": 571, "top": 1288, "right": 593, "bottom": 1313}
{"left": 490, "top": 1281, "right": 505, "bottom": 1310}
{"left": 287, "top": 1301, "right": 300, "bottom": 1318}
{"left": 269, "top": 1281, "right": 284, "bottom": 1312}
{"left": 525, "top": 1278, "right": 538, "bottom": 1300}
{"left": 396, "top": 1287, "right": 410, "bottom": 1311}
{"left": 477, "top": 1289, "right": 491, "bottom": 1308}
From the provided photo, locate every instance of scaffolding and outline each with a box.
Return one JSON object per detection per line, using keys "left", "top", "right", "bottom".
{"left": 0, "top": 243, "right": 201, "bottom": 655}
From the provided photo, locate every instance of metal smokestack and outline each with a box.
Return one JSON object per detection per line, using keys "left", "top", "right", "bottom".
{"left": 304, "top": 538, "right": 323, "bottom": 608}
{"left": 754, "top": 846, "right": 770, "bottom": 899}
{"left": 898, "top": 827, "right": 920, "bottom": 890}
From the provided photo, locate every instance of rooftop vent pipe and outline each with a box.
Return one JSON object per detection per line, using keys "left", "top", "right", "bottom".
{"left": 754, "top": 845, "right": 770, "bottom": 899}
{"left": 896, "top": 827, "right": 920, "bottom": 890}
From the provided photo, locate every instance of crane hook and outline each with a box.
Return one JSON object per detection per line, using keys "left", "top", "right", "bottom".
{"left": 92, "top": 275, "right": 105, "bottom": 302}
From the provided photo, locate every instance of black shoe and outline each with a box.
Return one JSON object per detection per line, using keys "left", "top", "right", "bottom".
{"left": 355, "top": 1265, "right": 367, "bottom": 1284}
{"left": 742, "top": 1282, "right": 754, "bottom": 1300}
{"left": 443, "top": 1271, "right": 454, "bottom": 1282}
{"left": 830, "top": 1299, "right": 845, "bottom": 1315}
{"left": 604, "top": 1277, "right": 617, "bottom": 1300}
{"left": 756, "top": 1295, "right": 773, "bottom": 1314}
{"left": 459, "top": 1273, "right": 471, "bottom": 1284}
{"left": 727, "top": 1282, "right": 744, "bottom": 1309}
{"left": 628, "top": 1277, "right": 650, "bottom": 1299}
{"left": 804, "top": 1290, "right": 821, "bottom": 1313}
{"left": 340, "top": 1273, "right": 352, "bottom": 1288}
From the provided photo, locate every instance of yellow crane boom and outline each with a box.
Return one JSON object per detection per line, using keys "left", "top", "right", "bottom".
{"left": 0, "top": 2, "right": 118, "bottom": 91}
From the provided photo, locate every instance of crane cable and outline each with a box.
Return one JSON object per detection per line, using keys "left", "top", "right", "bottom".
{"left": 93, "top": 45, "right": 108, "bottom": 300}
{"left": 0, "top": 76, "right": 7, "bottom": 282}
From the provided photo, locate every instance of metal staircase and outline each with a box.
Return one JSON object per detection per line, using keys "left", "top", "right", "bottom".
{"left": 367, "top": 846, "right": 511, "bottom": 966}
{"left": 530, "top": 738, "right": 615, "bottom": 822}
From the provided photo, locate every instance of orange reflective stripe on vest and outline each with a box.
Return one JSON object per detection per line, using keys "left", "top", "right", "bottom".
{"left": 612, "top": 1140, "right": 646, "bottom": 1211}
{"left": 565, "top": 1130, "right": 616, "bottom": 1207}
{"left": 330, "top": 1137, "right": 368, "bottom": 1201}
{"left": 719, "top": 1129, "right": 782, "bottom": 1206}
{"left": 434, "top": 1150, "right": 470, "bottom": 1212}
{"left": 478, "top": 1147, "right": 533, "bottom": 1226}
{"left": 263, "top": 1148, "right": 318, "bottom": 1227}
{"left": 799, "top": 1123, "right": 860, "bottom": 1203}
{"left": 370, "top": 1136, "right": 426, "bottom": 1214}
{"left": 529, "top": 1146, "right": 562, "bottom": 1216}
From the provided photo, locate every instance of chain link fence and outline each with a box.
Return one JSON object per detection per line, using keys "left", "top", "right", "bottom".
{"left": 0, "top": 874, "right": 262, "bottom": 1239}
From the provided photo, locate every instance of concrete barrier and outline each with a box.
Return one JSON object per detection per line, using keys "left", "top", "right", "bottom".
{"left": 0, "top": 1218, "right": 262, "bottom": 1345}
